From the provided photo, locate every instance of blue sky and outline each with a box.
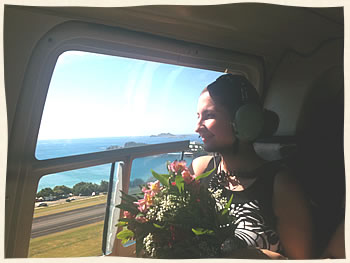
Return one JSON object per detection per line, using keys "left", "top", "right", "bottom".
{"left": 38, "top": 51, "right": 223, "bottom": 140}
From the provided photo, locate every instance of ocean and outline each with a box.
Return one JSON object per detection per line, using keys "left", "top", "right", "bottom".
{"left": 36, "top": 135, "right": 201, "bottom": 191}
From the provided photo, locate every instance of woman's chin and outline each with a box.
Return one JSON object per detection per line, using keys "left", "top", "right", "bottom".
{"left": 203, "top": 142, "right": 217, "bottom": 153}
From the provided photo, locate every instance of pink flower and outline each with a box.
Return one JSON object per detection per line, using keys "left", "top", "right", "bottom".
{"left": 148, "top": 180, "right": 161, "bottom": 194}
{"left": 168, "top": 160, "right": 187, "bottom": 174}
{"left": 182, "top": 170, "right": 194, "bottom": 184}
{"left": 134, "top": 198, "right": 147, "bottom": 213}
{"left": 123, "top": 211, "right": 134, "bottom": 218}
{"left": 144, "top": 191, "right": 154, "bottom": 206}
{"left": 142, "top": 186, "right": 150, "bottom": 194}
{"left": 134, "top": 183, "right": 159, "bottom": 213}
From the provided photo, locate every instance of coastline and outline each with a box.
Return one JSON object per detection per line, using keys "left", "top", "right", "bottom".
{"left": 36, "top": 135, "right": 204, "bottom": 192}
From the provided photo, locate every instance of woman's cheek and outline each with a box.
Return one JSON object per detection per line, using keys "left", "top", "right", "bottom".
{"left": 204, "top": 119, "right": 216, "bottom": 129}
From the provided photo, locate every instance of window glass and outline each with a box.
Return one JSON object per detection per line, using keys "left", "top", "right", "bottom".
{"left": 130, "top": 154, "right": 191, "bottom": 192}
{"left": 31, "top": 50, "right": 222, "bottom": 257}
{"left": 30, "top": 164, "right": 113, "bottom": 258}
{"left": 35, "top": 50, "right": 223, "bottom": 160}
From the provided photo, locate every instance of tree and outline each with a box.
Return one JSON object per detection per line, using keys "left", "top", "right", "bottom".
{"left": 72, "top": 182, "right": 99, "bottom": 196}
{"left": 130, "top": 178, "right": 145, "bottom": 188}
{"left": 98, "top": 180, "right": 109, "bottom": 193}
{"left": 36, "top": 187, "right": 54, "bottom": 198}
{"left": 53, "top": 185, "right": 72, "bottom": 198}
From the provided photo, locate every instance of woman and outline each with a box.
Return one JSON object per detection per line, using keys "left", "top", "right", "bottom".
{"left": 190, "top": 74, "right": 313, "bottom": 259}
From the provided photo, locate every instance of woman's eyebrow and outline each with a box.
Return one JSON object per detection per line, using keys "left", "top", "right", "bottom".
{"left": 201, "top": 109, "right": 214, "bottom": 115}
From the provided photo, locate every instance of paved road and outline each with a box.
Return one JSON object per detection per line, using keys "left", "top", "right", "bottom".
{"left": 31, "top": 203, "right": 107, "bottom": 238}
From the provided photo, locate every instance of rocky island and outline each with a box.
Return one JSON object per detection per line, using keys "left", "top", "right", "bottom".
{"left": 150, "top": 133, "right": 187, "bottom": 138}
{"left": 106, "top": 141, "right": 148, "bottom": 150}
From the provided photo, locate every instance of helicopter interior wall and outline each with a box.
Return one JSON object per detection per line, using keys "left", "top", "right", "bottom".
{"left": 264, "top": 38, "right": 343, "bottom": 136}
{"left": 4, "top": 6, "right": 67, "bottom": 137}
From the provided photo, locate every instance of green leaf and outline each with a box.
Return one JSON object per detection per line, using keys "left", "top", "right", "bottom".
{"left": 116, "top": 221, "right": 127, "bottom": 227}
{"left": 116, "top": 229, "right": 134, "bottom": 243}
{"left": 221, "top": 194, "right": 234, "bottom": 216}
{"left": 136, "top": 213, "right": 145, "bottom": 218}
{"left": 120, "top": 190, "right": 138, "bottom": 202}
{"left": 121, "top": 239, "right": 130, "bottom": 245}
{"left": 116, "top": 203, "right": 139, "bottom": 214}
{"left": 119, "top": 191, "right": 140, "bottom": 208}
{"left": 151, "top": 170, "right": 170, "bottom": 187}
{"left": 192, "top": 228, "right": 214, "bottom": 236}
{"left": 153, "top": 223, "right": 165, "bottom": 229}
{"left": 119, "top": 217, "right": 136, "bottom": 223}
{"left": 175, "top": 175, "right": 184, "bottom": 193}
{"left": 195, "top": 167, "right": 215, "bottom": 181}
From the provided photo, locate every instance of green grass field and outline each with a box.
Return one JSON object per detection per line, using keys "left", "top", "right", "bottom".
{"left": 29, "top": 190, "right": 141, "bottom": 257}
{"left": 29, "top": 194, "right": 109, "bottom": 257}
{"left": 29, "top": 221, "right": 104, "bottom": 257}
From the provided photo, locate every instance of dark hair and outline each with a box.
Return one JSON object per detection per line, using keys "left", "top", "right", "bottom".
{"left": 206, "top": 74, "right": 261, "bottom": 118}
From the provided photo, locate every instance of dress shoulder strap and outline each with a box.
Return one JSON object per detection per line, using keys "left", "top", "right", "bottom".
{"left": 199, "top": 155, "right": 221, "bottom": 187}
{"left": 205, "top": 154, "right": 221, "bottom": 172}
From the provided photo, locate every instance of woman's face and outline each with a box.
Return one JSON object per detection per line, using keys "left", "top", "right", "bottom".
{"left": 195, "top": 91, "right": 236, "bottom": 152}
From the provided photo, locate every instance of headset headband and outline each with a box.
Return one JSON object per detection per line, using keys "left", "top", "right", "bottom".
{"left": 207, "top": 73, "right": 261, "bottom": 115}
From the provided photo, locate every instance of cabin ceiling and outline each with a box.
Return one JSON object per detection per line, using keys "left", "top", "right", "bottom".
{"left": 31, "top": 4, "right": 343, "bottom": 64}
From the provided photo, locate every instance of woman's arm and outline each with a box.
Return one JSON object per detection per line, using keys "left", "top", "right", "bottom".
{"left": 189, "top": 155, "right": 213, "bottom": 176}
{"left": 321, "top": 220, "right": 345, "bottom": 259}
{"left": 273, "top": 170, "right": 314, "bottom": 259}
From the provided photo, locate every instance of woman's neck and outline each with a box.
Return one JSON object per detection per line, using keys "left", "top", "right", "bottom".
{"left": 219, "top": 142, "right": 266, "bottom": 173}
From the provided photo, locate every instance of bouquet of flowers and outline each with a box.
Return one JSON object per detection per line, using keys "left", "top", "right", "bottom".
{"left": 116, "top": 160, "right": 237, "bottom": 258}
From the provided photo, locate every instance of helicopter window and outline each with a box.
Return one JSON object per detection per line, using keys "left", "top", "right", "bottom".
{"left": 35, "top": 50, "right": 222, "bottom": 161}
{"left": 30, "top": 50, "right": 222, "bottom": 257}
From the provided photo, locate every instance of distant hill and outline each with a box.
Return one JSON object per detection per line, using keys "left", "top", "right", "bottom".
{"left": 150, "top": 133, "right": 186, "bottom": 138}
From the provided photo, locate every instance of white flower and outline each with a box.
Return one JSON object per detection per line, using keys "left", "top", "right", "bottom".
{"left": 209, "top": 188, "right": 229, "bottom": 212}
{"left": 143, "top": 233, "right": 155, "bottom": 256}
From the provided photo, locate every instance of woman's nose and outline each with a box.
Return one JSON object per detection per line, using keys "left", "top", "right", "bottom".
{"left": 195, "top": 118, "right": 203, "bottom": 133}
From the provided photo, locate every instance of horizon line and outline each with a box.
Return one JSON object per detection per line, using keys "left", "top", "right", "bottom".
{"left": 37, "top": 133, "right": 198, "bottom": 141}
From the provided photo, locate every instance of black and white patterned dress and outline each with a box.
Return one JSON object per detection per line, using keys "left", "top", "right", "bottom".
{"left": 202, "top": 156, "right": 284, "bottom": 254}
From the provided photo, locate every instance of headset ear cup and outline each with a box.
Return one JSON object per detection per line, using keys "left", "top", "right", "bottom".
{"left": 234, "top": 104, "right": 264, "bottom": 141}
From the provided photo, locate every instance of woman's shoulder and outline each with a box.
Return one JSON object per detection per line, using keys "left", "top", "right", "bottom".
{"left": 273, "top": 166, "right": 298, "bottom": 190}
{"left": 189, "top": 155, "right": 216, "bottom": 176}
{"left": 272, "top": 166, "right": 314, "bottom": 259}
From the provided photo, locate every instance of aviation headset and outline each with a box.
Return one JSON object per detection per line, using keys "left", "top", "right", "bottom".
{"left": 207, "top": 73, "right": 264, "bottom": 142}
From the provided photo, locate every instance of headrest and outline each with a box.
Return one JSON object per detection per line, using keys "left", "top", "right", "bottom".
{"left": 259, "top": 109, "right": 280, "bottom": 138}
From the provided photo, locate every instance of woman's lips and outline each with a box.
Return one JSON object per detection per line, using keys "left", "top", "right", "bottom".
{"left": 200, "top": 134, "right": 213, "bottom": 143}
